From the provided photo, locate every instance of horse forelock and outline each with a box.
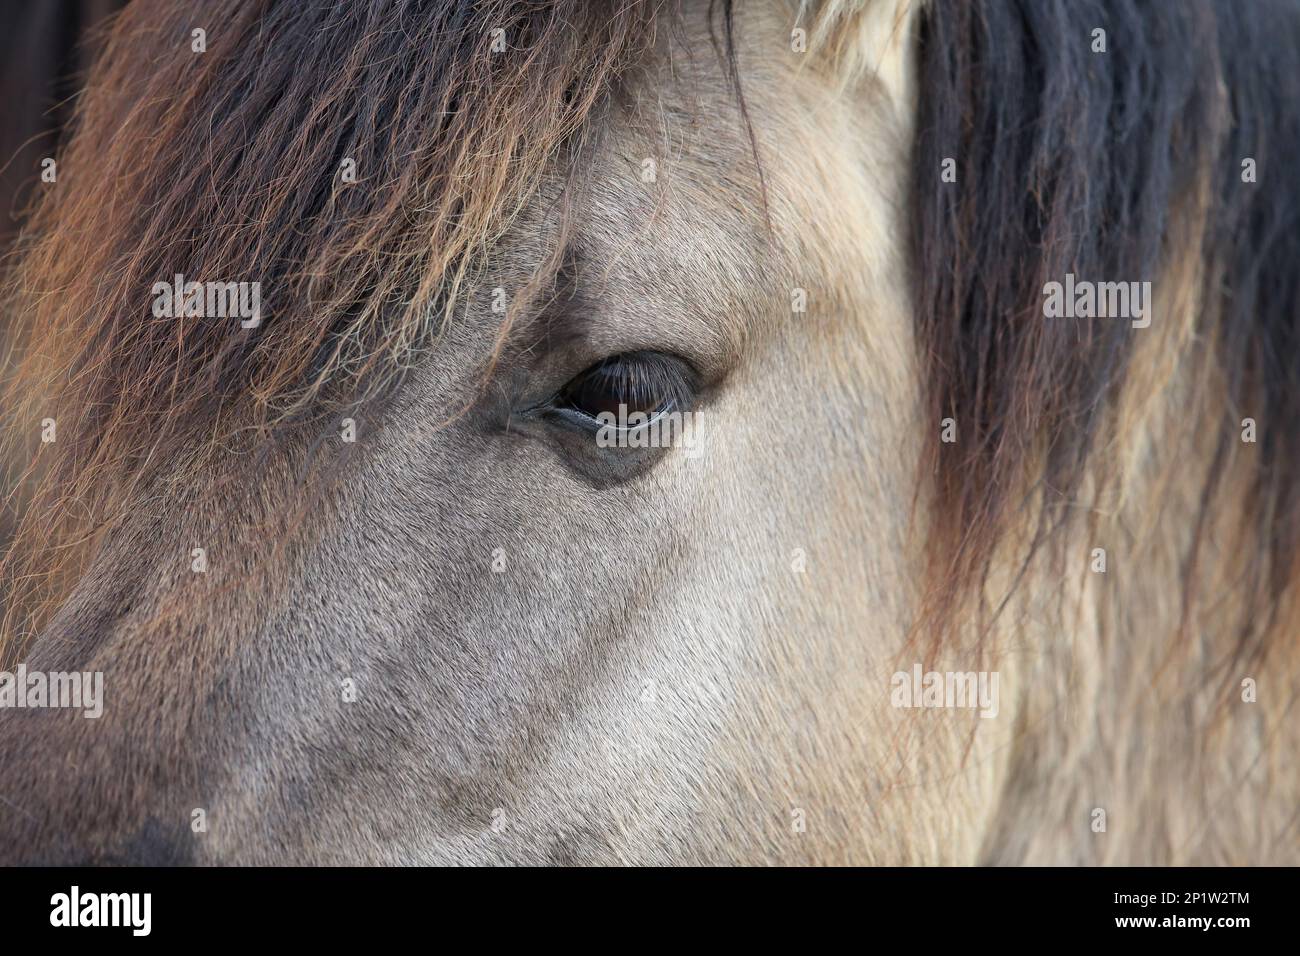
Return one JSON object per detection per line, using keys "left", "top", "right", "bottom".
{"left": 0, "top": 0, "right": 662, "bottom": 646}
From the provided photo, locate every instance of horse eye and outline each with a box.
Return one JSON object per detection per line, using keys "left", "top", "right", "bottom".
{"left": 555, "top": 352, "right": 692, "bottom": 424}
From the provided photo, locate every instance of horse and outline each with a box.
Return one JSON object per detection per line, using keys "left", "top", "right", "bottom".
{"left": 0, "top": 0, "right": 1297, "bottom": 865}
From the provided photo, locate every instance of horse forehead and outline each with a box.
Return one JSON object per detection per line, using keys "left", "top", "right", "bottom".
{"left": 566, "top": 16, "right": 914, "bottom": 351}
{"left": 567, "top": 144, "right": 772, "bottom": 356}
{"left": 562, "top": 70, "right": 810, "bottom": 349}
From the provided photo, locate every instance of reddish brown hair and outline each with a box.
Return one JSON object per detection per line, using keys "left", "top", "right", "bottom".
{"left": 0, "top": 0, "right": 658, "bottom": 649}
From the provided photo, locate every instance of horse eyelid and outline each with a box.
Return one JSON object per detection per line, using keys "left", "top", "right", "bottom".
{"left": 539, "top": 352, "right": 697, "bottom": 433}
{"left": 551, "top": 399, "right": 682, "bottom": 433}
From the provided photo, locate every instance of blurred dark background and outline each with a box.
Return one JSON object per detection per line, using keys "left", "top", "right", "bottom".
{"left": 1, "top": 0, "right": 125, "bottom": 249}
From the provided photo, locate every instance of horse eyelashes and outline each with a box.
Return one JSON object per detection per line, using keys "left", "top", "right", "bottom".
{"left": 555, "top": 352, "right": 696, "bottom": 425}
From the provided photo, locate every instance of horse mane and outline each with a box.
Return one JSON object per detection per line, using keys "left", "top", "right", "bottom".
{"left": 904, "top": 0, "right": 1300, "bottom": 667}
